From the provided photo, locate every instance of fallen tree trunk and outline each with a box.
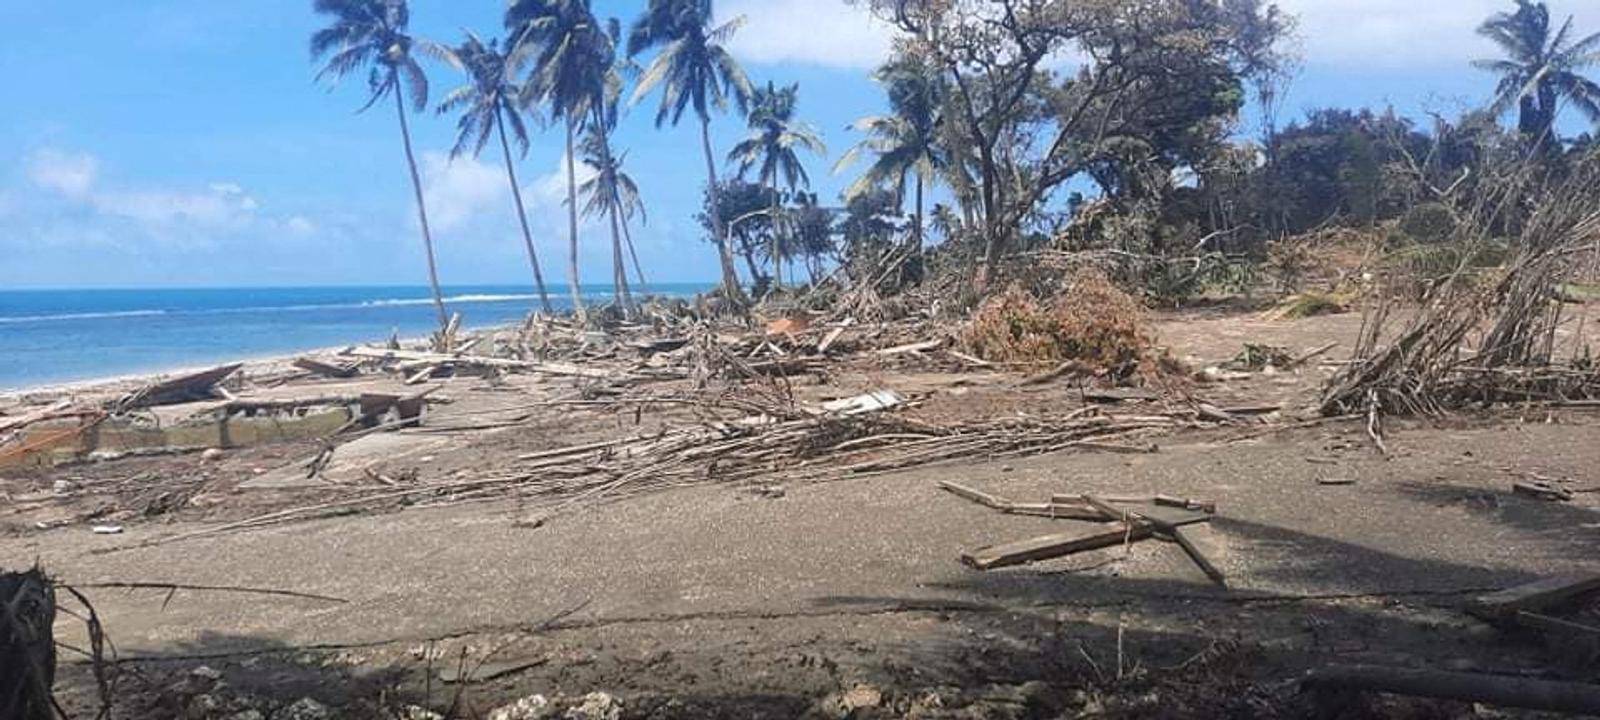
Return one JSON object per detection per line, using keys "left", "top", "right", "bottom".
{"left": 1302, "top": 664, "right": 1600, "bottom": 715}
{"left": 0, "top": 568, "right": 56, "bottom": 720}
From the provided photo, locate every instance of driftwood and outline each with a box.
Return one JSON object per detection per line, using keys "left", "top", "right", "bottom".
{"left": 1, "top": 568, "right": 56, "bottom": 720}
{"left": 1301, "top": 664, "right": 1600, "bottom": 715}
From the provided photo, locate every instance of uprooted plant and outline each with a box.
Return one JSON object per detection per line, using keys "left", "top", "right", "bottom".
{"left": 962, "top": 270, "right": 1179, "bottom": 384}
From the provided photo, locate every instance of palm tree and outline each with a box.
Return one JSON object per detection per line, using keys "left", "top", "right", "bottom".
{"left": 311, "top": 0, "right": 455, "bottom": 329}
{"left": 728, "top": 81, "right": 826, "bottom": 289}
{"left": 579, "top": 129, "right": 649, "bottom": 298}
{"left": 1474, "top": 0, "right": 1600, "bottom": 147}
{"left": 507, "top": 0, "right": 616, "bottom": 320}
{"left": 437, "top": 32, "right": 554, "bottom": 315}
{"left": 835, "top": 56, "right": 946, "bottom": 254}
{"left": 628, "top": 0, "right": 753, "bottom": 304}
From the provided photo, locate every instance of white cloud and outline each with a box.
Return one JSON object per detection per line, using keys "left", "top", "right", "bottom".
{"left": 28, "top": 147, "right": 261, "bottom": 230}
{"left": 718, "top": 0, "right": 1598, "bottom": 74}
{"left": 19, "top": 146, "right": 292, "bottom": 253}
{"left": 721, "top": 0, "right": 896, "bottom": 69}
{"left": 418, "top": 149, "right": 621, "bottom": 278}
{"left": 420, "top": 152, "right": 508, "bottom": 233}
{"left": 27, "top": 148, "right": 99, "bottom": 197}
{"left": 286, "top": 215, "right": 318, "bottom": 236}
{"left": 1278, "top": 0, "right": 1600, "bottom": 70}
{"left": 91, "top": 187, "right": 258, "bottom": 227}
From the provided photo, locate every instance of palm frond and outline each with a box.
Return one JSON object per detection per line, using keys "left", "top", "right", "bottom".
{"left": 399, "top": 56, "right": 430, "bottom": 111}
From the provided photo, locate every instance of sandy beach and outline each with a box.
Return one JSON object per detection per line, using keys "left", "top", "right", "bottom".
{"left": 5, "top": 304, "right": 1598, "bottom": 718}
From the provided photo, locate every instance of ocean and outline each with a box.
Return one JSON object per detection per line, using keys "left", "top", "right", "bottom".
{"left": 0, "top": 284, "right": 707, "bottom": 390}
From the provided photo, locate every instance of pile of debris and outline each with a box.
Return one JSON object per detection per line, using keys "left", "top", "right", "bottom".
{"left": 1322, "top": 158, "right": 1600, "bottom": 423}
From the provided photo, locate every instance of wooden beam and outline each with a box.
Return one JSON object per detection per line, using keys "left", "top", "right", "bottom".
{"left": 1079, "top": 495, "right": 1210, "bottom": 531}
{"left": 938, "top": 480, "right": 1013, "bottom": 510}
{"left": 1301, "top": 664, "right": 1600, "bottom": 715}
{"left": 1468, "top": 574, "right": 1600, "bottom": 620}
{"left": 1170, "top": 524, "right": 1228, "bottom": 588}
{"left": 961, "top": 522, "right": 1153, "bottom": 570}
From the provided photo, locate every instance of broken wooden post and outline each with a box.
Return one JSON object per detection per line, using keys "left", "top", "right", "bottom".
{"left": 1301, "top": 664, "right": 1600, "bottom": 715}
{"left": 0, "top": 568, "right": 56, "bottom": 720}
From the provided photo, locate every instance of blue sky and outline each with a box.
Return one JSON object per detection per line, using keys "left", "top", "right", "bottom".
{"left": 1, "top": 0, "right": 1596, "bottom": 289}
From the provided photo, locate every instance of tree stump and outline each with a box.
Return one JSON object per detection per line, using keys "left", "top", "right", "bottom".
{"left": 1, "top": 568, "right": 56, "bottom": 720}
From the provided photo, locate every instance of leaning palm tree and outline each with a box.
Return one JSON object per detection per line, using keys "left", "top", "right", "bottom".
{"left": 728, "top": 82, "right": 826, "bottom": 289}
{"left": 578, "top": 128, "right": 640, "bottom": 308}
{"left": 507, "top": 0, "right": 616, "bottom": 320}
{"left": 311, "top": 0, "right": 455, "bottom": 329}
{"left": 628, "top": 0, "right": 753, "bottom": 304}
{"left": 579, "top": 130, "right": 649, "bottom": 292}
{"left": 1473, "top": 0, "right": 1600, "bottom": 147}
{"left": 437, "top": 31, "right": 554, "bottom": 314}
{"left": 835, "top": 56, "right": 946, "bottom": 253}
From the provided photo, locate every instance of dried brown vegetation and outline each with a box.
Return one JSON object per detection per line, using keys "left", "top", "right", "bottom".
{"left": 961, "top": 271, "right": 1174, "bottom": 382}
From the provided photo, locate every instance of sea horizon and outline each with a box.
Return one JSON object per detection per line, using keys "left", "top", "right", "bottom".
{"left": 0, "top": 283, "right": 711, "bottom": 391}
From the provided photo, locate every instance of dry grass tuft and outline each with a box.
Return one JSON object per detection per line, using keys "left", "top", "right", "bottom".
{"left": 963, "top": 271, "right": 1173, "bottom": 382}
{"left": 1261, "top": 291, "right": 1351, "bottom": 321}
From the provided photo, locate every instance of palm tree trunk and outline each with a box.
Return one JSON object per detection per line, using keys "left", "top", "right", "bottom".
{"left": 741, "top": 246, "right": 763, "bottom": 284}
{"left": 700, "top": 116, "right": 746, "bottom": 305}
{"left": 913, "top": 173, "right": 925, "bottom": 255}
{"left": 619, "top": 214, "right": 647, "bottom": 288}
{"left": 564, "top": 118, "right": 585, "bottom": 321}
{"left": 496, "top": 107, "right": 553, "bottom": 315}
{"left": 608, "top": 202, "right": 632, "bottom": 310}
{"left": 768, "top": 180, "right": 782, "bottom": 292}
{"left": 393, "top": 81, "right": 448, "bottom": 330}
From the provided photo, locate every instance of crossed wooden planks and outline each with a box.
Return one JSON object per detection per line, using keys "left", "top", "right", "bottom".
{"left": 941, "top": 481, "right": 1226, "bottom": 586}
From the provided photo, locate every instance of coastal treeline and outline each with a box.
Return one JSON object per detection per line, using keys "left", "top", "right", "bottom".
{"left": 311, "top": 0, "right": 1600, "bottom": 325}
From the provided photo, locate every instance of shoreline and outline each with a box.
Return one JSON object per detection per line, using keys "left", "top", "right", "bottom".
{"left": 0, "top": 322, "right": 518, "bottom": 402}
{"left": 3, "top": 286, "right": 709, "bottom": 399}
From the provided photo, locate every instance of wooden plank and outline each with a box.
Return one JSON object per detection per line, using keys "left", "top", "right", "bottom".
{"left": 938, "top": 481, "right": 1012, "bottom": 510}
{"left": 816, "top": 327, "right": 846, "bottom": 354}
{"left": 0, "top": 401, "right": 75, "bottom": 434}
{"left": 293, "top": 357, "right": 359, "bottom": 379}
{"left": 961, "top": 522, "right": 1153, "bottom": 570}
{"left": 1514, "top": 610, "right": 1600, "bottom": 638}
{"left": 1003, "top": 502, "right": 1111, "bottom": 521}
{"left": 1154, "top": 495, "right": 1218, "bottom": 513}
{"left": 1054, "top": 494, "right": 1216, "bottom": 514}
{"left": 1170, "top": 524, "right": 1228, "bottom": 588}
{"left": 876, "top": 338, "right": 946, "bottom": 356}
{"left": 1301, "top": 664, "right": 1600, "bottom": 715}
{"left": 1082, "top": 388, "right": 1158, "bottom": 403}
{"left": 1468, "top": 574, "right": 1600, "bottom": 620}
{"left": 1512, "top": 480, "right": 1572, "bottom": 501}
{"left": 120, "top": 363, "right": 243, "bottom": 409}
{"left": 1080, "top": 495, "right": 1210, "bottom": 531}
